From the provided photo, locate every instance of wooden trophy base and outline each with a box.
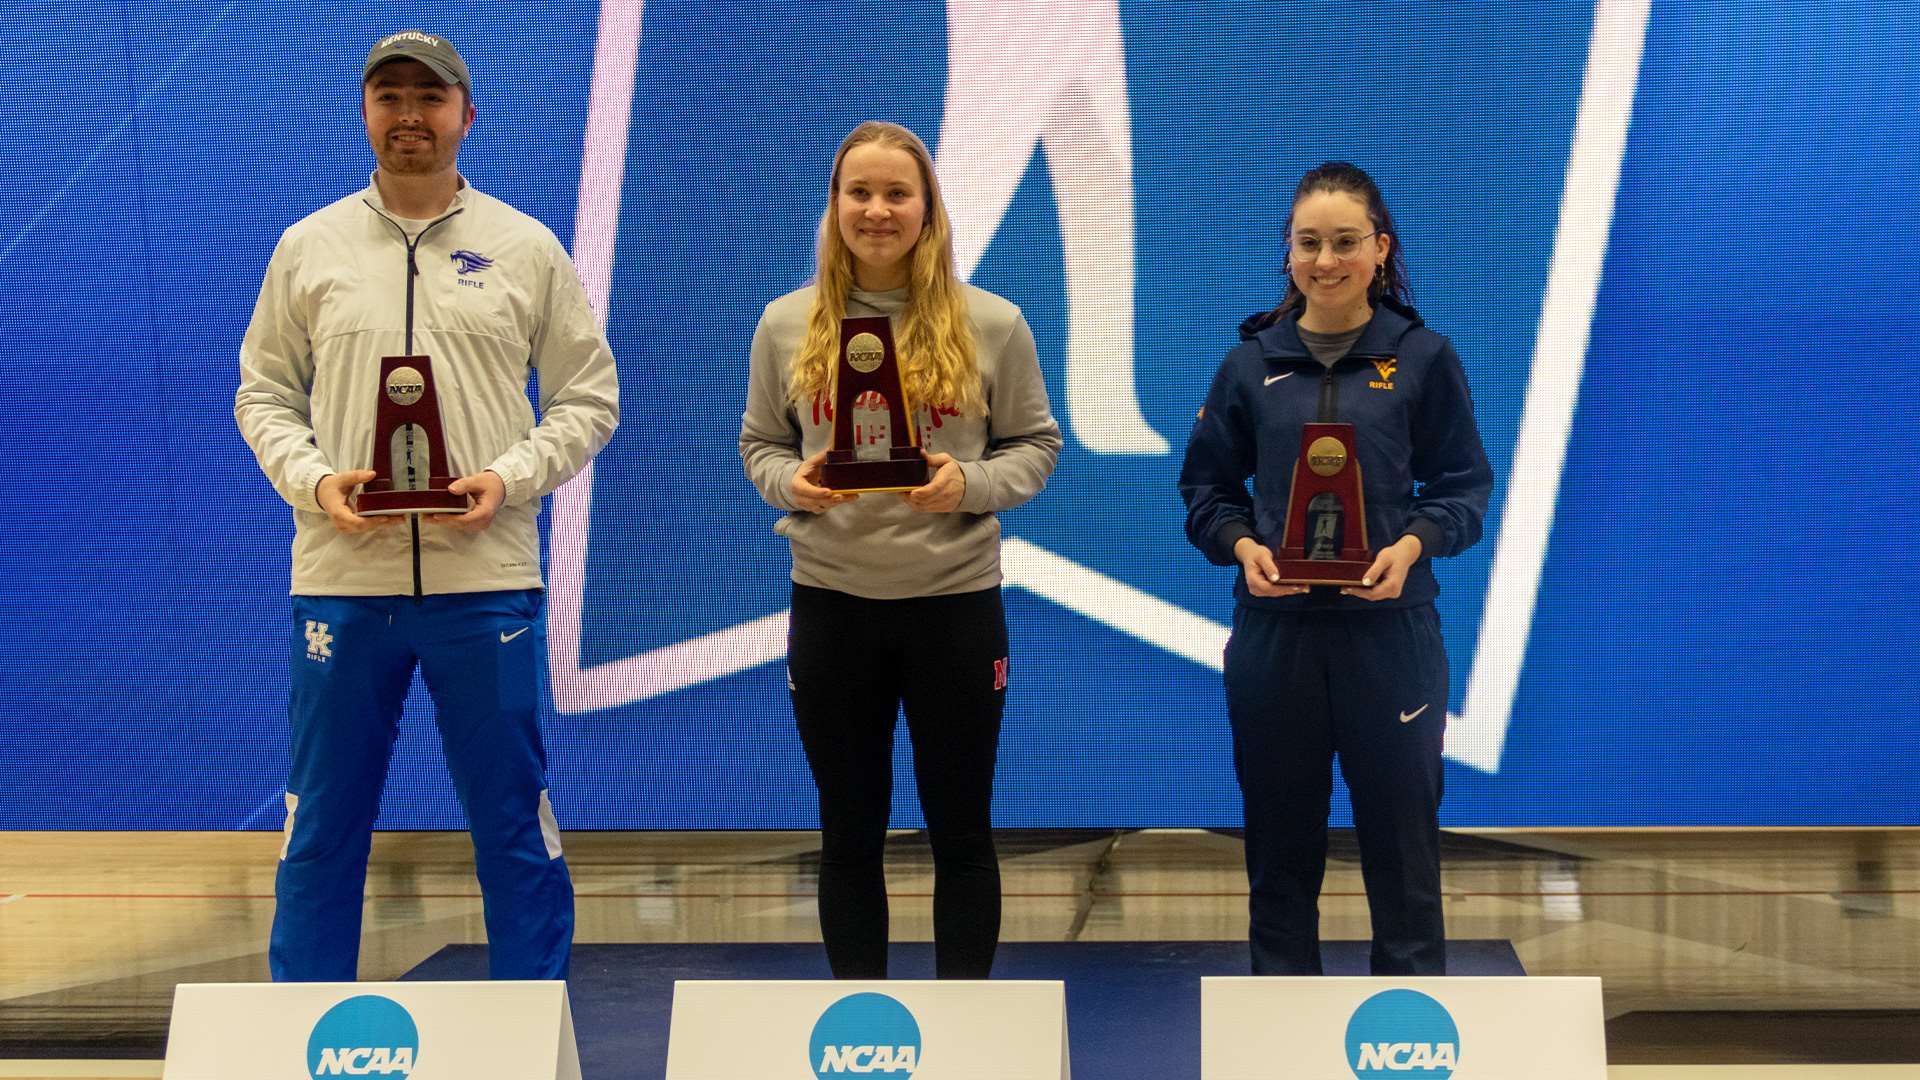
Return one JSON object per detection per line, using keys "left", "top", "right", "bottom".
{"left": 820, "top": 450, "right": 928, "bottom": 494}
{"left": 359, "top": 478, "right": 466, "bottom": 516}
{"left": 1276, "top": 556, "right": 1373, "bottom": 586}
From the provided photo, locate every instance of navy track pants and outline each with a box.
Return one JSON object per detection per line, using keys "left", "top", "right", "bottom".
{"left": 1224, "top": 602, "right": 1449, "bottom": 975}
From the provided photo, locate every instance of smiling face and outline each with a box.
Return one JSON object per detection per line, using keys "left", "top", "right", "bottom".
{"left": 1288, "top": 189, "right": 1391, "bottom": 328}
{"left": 362, "top": 59, "right": 472, "bottom": 178}
{"left": 834, "top": 142, "right": 927, "bottom": 290}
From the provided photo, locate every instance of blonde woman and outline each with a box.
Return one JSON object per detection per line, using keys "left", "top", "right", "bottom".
{"left": 740, "top": 121, "right": 1061, "bottom": 978}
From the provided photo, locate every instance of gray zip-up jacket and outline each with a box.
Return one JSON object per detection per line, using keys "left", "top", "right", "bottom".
{"left": 236, "top": 176, "right": 620, "bottom": 596}
{"left": 740, "top": 284, "right": 1061, "bottom": 599}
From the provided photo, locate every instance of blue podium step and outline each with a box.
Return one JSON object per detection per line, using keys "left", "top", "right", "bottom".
{"left": 404, "top": 939, "right": 1524, "bottom": 1080}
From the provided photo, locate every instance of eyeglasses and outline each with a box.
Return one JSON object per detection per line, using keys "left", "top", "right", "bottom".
{"left": 1289, "top": 231, "right": 1377, "bottom": 261}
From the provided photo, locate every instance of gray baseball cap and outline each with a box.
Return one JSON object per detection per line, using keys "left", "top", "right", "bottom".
{"left": 363, "top": 29, "right": 471, "bottom": 94}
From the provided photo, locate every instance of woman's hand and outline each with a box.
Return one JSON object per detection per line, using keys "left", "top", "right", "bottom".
{"left": 902, "top": 452, "right": 965, "bottom": 513}
{"left": 790, "top": 450, "right": 859, "bottom": 513}
{"left": 1235, "top": 536, "right": 1310, "bottom": 598}
{"left": 1341, "top": 534, "right": 1423, "bottom": 601}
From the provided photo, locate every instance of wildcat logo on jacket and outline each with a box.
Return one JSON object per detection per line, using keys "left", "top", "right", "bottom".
{"left": 449, "top": 250, "right": 493, "bottom": 275}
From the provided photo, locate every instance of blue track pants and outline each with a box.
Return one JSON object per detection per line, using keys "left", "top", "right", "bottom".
{"left": 271, "top": 589, "right": 572, "bottom": 981}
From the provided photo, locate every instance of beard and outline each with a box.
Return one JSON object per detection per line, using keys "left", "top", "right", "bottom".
{"left": 371, "top": 127, "right": 463, "bottom": 176}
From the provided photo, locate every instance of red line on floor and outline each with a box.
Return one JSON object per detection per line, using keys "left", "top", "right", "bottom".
{"left": 8, "top": 888, "right": 1918, "bottom": 901}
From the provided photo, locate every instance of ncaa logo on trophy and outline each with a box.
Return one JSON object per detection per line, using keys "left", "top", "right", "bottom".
{"left": 543, "top": 0, "right": 1652, "bottom": 777}
{"left": 357, "top": 356, "right": 465, "bottom": 516}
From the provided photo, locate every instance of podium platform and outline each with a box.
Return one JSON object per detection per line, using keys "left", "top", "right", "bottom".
{"left": 404, "top": 940, "right": 1524, "bottom": 1080}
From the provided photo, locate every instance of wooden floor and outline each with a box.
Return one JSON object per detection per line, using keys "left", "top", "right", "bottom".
{"left": 2, "top": 829, "right": 1918, "bottom": 1075}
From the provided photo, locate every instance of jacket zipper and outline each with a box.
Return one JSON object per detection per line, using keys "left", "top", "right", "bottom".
{"left": 1312, "top": 351, "right": 1392, "bottom": 424}
{"left": 1317, "top": 367, "right": 1338, "bottom": 424}
{"left": 365, "top": 201, "right": 464, "bottom": 601}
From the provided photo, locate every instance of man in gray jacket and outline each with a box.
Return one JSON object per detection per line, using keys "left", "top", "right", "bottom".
{"left": 235, "top": 29, "right": 619, "bottom": 981}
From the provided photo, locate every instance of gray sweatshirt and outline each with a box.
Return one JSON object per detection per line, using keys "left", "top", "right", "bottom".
{"left": 740, "top": 284, "right": 1062, "bottom": 599}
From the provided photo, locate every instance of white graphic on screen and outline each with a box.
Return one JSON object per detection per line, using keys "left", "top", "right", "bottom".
{"left": 936, "top": 1, "right": 1165, "bottom": 455}
{"left": 545, "top": 0, "right": 1649, "bottom": 777}
{"left": 1452, "top": 0, "right": 1650, "bottom": 771}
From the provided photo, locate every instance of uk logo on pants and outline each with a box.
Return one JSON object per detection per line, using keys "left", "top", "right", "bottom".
{"left": 304, "top": 621, "right": 333, "bottom": 664}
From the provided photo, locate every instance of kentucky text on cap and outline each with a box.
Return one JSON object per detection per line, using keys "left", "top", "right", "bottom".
{"left": 362, "top": 30, "right": 471, "bottom": 94}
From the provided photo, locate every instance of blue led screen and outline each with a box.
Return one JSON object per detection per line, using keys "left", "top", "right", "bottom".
{"left": 1, "top": 2, "right": 1916, "bottom": 828}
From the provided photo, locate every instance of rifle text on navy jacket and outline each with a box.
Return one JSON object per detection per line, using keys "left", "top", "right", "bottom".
{"left": 1179, "top": 300, "right": 1493, "bottom": 610}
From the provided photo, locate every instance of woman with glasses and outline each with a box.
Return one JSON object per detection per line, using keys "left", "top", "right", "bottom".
{"left": 739, "top": 121, "right": 1061, "bottom": 979}
{"left": 1179, "top": 161, "right": 1492, "bottom": 975}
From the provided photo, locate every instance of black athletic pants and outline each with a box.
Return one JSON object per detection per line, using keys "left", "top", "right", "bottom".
{"left": 788, "top": 583, "right": 1008, "bottom": 979}
{"left": 1224, "top": 602, "right": 1450, "bottom": 975}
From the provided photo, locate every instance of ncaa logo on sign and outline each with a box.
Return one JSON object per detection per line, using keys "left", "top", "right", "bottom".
{"left": 1344, "top": 989, "right": 1460, "bottom": 1078}
{"left": 306, "top": 995, "right": 419, "bottom": 1078}
{"left": 808, "top": 992, "right": 922, "bottom": 1077}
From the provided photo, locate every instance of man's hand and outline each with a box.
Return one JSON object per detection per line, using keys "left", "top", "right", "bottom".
{"left": 1234, "top": 536, "right": 1309, "bottom": 597}
{"left": 902, "top": 452, "right": 965, "bottom": 513}
{"left": 316, "top": 470, "right": 402, "bottom": 534}
{"left": 428, "top": 470, "right": 506, "bottom": 532}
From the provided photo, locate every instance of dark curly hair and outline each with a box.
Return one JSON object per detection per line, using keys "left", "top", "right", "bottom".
{"left": 1272, "top": 161, "right": 1412, "bottom": 319}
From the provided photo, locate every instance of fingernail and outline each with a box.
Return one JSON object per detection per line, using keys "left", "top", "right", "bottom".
{"left": 1267, "top": 574, "right": 1280, "bottom": 583}
{"left": 1361, "top": 578, "right": 1374, "bottom": 587}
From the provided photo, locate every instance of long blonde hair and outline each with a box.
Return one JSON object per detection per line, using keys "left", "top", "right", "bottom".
{"left": 788, "top": 121, "right": 983, "bottom": 416}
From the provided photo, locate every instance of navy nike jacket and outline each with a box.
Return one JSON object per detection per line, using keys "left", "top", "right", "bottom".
{"left": 1179, "top": 299, "right": 1492, "bottom": 611}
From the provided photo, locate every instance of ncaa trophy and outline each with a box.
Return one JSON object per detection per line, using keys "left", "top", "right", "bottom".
{"left": 1274, "top": 422, "right": 1373, "bottom": 585}
{"left": 818, "top": 316, "right": 929, "bottom": 492}
{"left": 357, "top": 355, "right": 466, "bottom": 515}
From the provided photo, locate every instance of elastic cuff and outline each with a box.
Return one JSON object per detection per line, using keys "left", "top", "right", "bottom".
{"left": 490, "top": 467, "right": 521, "bottom": 507}
{"left": 481, "top": 461, "right": 527, "bottom": 506}
{"left": 957, "top": 460, "right": 992, "bottom": 514}
{"left": 1214, "top": 521, "right": 1257, "bottom": 566}
{"left": 1215, "top": 520, "right": 1257, "bottom": 551}
{"left": 294, "top": 465, "right": 331, "bottom": 513}
{"left": 1404, "top": 517, "right": 1445, "bottom": 560}
{"left": 773, "top": 460, "right": 804, "bottom": 512}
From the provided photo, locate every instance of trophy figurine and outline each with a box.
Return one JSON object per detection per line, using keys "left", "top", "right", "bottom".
{"left": 818, "top": 316, "right": 929, "bottom": 492}
{"left": 357, "top": 355, "right": 467, "bottom": 515}
{"left": 1274, "top": 422, "right": 1373, "bottom": 585}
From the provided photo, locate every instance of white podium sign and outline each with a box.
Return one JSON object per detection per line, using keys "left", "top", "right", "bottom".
{"left": 162, "top": 980, "right": 580, "bottom": 1080}
{"left": 1203, "top": 976, "right": 1604, "bottom": 1080}
{"left": 664, "top": 980, "right": 1069, "bottom": 1080}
